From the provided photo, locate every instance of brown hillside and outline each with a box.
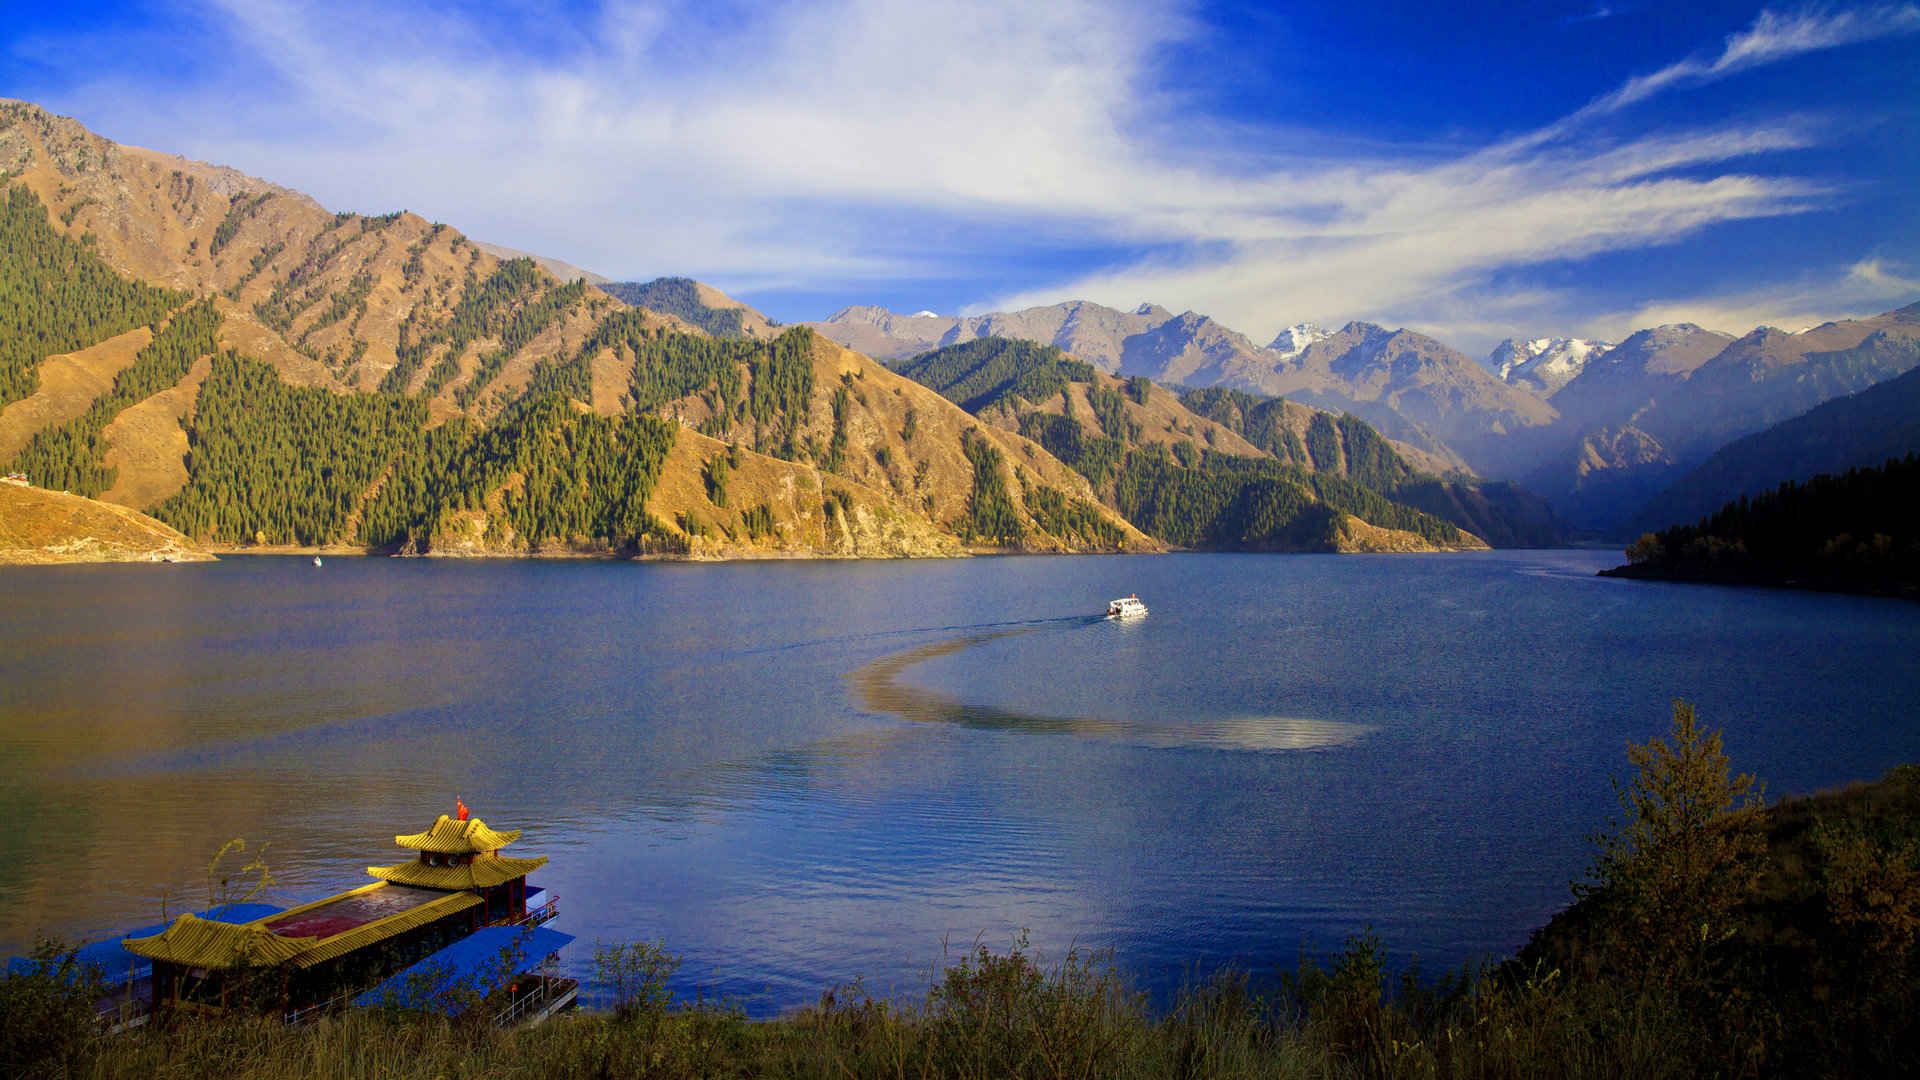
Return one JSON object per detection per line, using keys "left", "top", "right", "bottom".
{"left": 99, "top": 353, "right": 213, "bottom": 510}
{"left": 0, "top": 326, "right": 151, "bottom": 459}
{"left": 0, "top": 481, "right": 212, "bottom": 564}
{"left": 0, "top": 99, "right": 1157, "bottom": 557}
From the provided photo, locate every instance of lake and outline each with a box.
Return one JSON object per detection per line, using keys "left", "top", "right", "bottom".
{"left": 3, "top": 550, "right": 1918, "bottom": 1013}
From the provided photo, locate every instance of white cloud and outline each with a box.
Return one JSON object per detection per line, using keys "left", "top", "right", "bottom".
{"left": 1580, "top": 257, "right": 1920, "bottom": 339}
{"left": 17, "top": 1, "right": 1920, "bottom": 350}
{"left": 1578, "top": 5, "right": 1920, "bottom": 117}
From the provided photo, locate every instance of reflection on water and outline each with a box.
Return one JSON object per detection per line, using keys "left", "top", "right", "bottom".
{"left": 852, "top": 631, "right": 1375, "bottom": 752}
{"left": 5, "top": 549, "right": 1920, "bottom": 1015}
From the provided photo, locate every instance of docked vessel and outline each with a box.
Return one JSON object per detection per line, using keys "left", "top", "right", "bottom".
{"left": 19, "top": 803, "right": 575, "bottom": 1029}
{"left": 1106, "top": 595, "right": 1148, "bottom": 619}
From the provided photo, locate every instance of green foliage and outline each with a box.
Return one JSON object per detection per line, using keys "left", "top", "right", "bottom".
{"left": 1337, "top": 412, "right": 1415, "bottom": 491}
{"left": 1019, "top": 412, "right": 1125, "bottom": 489}
{"left": 8, "top": 299, "right": 221, "bottom": 495}
{"left": 593, "top": 940, "right": 680, "bottom": 1025}
{"left": 1613, "top": 454, "right": 1920, "bottom": 595}
{"left": 1578, "top": 701, "right": 1766, "bottom": 985}
{"left": 1114, "top": 448, "right": 1343, "bottom": 550}
{"left": 1305, "top": 411, "right": 1342, "bottom": 472}
{"left": 746, "top": 328, "right": 817, "bottom": 460}
{"left": 703, "top": 453, "right": 730, "bottom": 507}
{"left": 900, "top": 406, "right": 917, "bottom": 443}
{"left": 1086, "top": 382, "right": 1137, "bottom": 442}
{"left": 599, "top": 277, "right": 774, "bottom": 338}
{"left": 1125, "top": 374, "right": 1153, "bottom": 405}
{"left": 822, "top": 383, "right": 851, "bottom": 474}
{"left": 154, "top": 353, "right": 427, "bottom": 544}
{"left": 957, "top": 430, "right": 1023, "bottom": 544}
{"left": 381, "top": 257, "right": 547, "bottom": 395}
{"left": 1180, "top": 386, "right": 1307, "bottom": 465}
{"left": 0, "top": 184, "right": 187, "bottom": 408}
{"left": 1025, "top": 483, "right": 1123, "bottom": 548}
{"left": 209, "top": 192, "right": 272, "bottom": 256}
{"left": 451, "top": 277, "right": 588, "bottom": 407}
{"left": 741, "top": 502, "right": 776, "bottom": 540}
{"left": 0, "top": 940, "right": 107, "bottom": 1080}
{"left": 890, "top": 337, "right": 1097, "bottom": 413}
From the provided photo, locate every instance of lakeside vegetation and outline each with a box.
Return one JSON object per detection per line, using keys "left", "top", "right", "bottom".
{"left": 9, "top": 705, "right": 1918, "bottom": 1078}
{"left": 1605, "top": 453, "right": 1920, "bottom": 598}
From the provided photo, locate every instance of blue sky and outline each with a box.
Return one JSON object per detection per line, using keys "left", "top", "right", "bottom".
{"left": 3, "top": 0, "right": 1917, "bottom": 353}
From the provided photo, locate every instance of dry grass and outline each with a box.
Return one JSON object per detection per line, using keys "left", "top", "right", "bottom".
{"left": 0, "top": 326, "right": 152, "bottom": 460}
{"left": 0, "top": 482, "right": 211, "bottom": 563}
{"left": 99, "top": 353, "right": 212, "bottom": 511}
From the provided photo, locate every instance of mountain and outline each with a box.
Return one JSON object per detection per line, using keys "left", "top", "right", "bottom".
{"left": 1269, "top": 323, "right": 1329, "bottom": 357}
{"left": 471, "top": 241, "right": 609, "bottom": 285}
{"left": 0, "top": 99, "right": 1149, "bottom": 559}
{"left": 0, "top": 479, "right": 212, "bottom": 564}
{"left": 1527, "top": 310, "right": 1920, "bottom": 534}
{"left": 1486, "top": 337, "right": 1612, "bottom": 396}
{"left": 807, "top": 299, "right": 1284, "bottom": 389}
{"left": 889, "top": 337, "right": 1503, "bottom": 552}
{"left": 811, "top": 302, "right": 1560, "bottom": 477}
{"left": 1631, "top": 362, "right": 1920, "bottom": 534}
{"left": 598, "top": 278, "right": 783, "bottom": 341}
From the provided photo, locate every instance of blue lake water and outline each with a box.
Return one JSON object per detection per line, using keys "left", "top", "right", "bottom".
{"left": 3, "top": 550, "right": 1918, "bottom": 1013}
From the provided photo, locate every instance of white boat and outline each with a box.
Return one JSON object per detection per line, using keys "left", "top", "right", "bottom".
{"left": 313, "top": 555, "right": 323, "bottom": 567}
{"left": 1106, "top": 595, "right": 1148, "bottom": 619}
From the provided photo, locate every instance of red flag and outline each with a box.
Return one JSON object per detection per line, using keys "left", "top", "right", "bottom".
{"left": 456, "top": 797, "right": 469, "bottom": 821}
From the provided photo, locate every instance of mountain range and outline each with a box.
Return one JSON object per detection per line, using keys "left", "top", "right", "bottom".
{"left": 0, "top": 99, "right": 1507, "bottom": 562}
{"left": 803, "top": 298, "right": 1920, "bottom": 536}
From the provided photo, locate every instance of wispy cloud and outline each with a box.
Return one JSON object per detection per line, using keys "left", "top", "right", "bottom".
{"left": 16, "top": 1, "right": 1920, "bottom": 352}
{"left": 1581, "top": 257, "right": 1920, "bottom": 340}
{"left": 1577, "top": 5, "right": 1920, "bottom": 118}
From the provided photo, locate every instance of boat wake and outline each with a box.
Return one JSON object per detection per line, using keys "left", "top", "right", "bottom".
{"left": 848, "top": 632, "right": 1373, "bottom": 753}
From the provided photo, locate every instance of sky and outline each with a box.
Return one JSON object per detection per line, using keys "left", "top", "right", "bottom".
{"left": 3, "top": 0, "right": 1917, "bottom": 354}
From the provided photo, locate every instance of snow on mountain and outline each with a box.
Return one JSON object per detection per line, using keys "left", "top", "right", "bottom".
{"left": 1486, "top": 337, "right": 1612, "bottom": 396}
{"left": 911, "top": 310, "right": 940, "bottom": 318}
{"left": 1268, "top": 323, "right": 1329, "bottom": 358}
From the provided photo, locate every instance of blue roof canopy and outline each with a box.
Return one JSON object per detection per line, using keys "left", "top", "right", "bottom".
{"left": 6, "top": 903, "right": 285, "bottom": 982}
{"left": 353, "top": 924, "right": 573, "bottom": 1012}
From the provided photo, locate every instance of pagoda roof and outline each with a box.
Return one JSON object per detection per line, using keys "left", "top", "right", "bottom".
{"left": 122, "top": 915, "right": 314, "bottom": 969}
{"left": 122, "top": 884, "right": 483, "bottom": 971}
{"left": 366, "top": 854, "right": 548, "bottom": 891}
{"left": 395, "top": 815, "right": 523, "bottom": 854}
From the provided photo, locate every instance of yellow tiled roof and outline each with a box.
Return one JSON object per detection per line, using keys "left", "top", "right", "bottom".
{"left": 123, "top": 915, "right": 314, "bottom": 968}
{"left": 122, "top": 885, "right": 485, "bottom": 971}
{"left": 394, "top": 816, "right": 522, "bottom": 854}
{"left": 366, "top": 854, "right": 547, "bottom": 891}
{"left": 291, "top": 891, "right": 482, "bottom": 968}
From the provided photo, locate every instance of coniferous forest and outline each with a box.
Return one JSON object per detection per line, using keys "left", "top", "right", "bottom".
{"left": 0, "top": 184, "right": 187, "bottom": 408}
{"left": 1605, "top": 453, "right": 1920, "bottom": 596}
{"left": 894, "top": 337, "right": 1475, "bottom": 551}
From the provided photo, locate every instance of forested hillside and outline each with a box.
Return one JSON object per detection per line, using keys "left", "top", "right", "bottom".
{"left": 0, "top": 183, "right": 186, "bottom": 408}
{"left": 1603, "top": 454, "right": 1920, "bottom": 597}
{"left": 0, "top": 101, "right": 1151, "bottom": 559}
{"left": 891, "top": 337, "right": 1496, "bottom": 552}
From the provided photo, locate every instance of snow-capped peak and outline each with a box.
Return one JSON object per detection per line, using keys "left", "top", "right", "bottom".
{"left": 1268, "top": 323, "right": 1329, "bottom": 357}
{"left": 1487, "top": 337, "right": 1612, "bottom": 395}
{"left": 911, "top": 310, "right": 940, "bottom": 319}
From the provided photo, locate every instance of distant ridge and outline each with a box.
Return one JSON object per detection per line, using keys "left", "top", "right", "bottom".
{"left": 598, "top": 278, "right": 781, "bottom": 340}
{"left": 1633, "top": 361, "right": 1920, "bottom": 534}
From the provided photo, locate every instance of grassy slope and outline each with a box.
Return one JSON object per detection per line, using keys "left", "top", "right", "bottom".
{"left": 0, "top": 482, "right": 212, "bottom": 563}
